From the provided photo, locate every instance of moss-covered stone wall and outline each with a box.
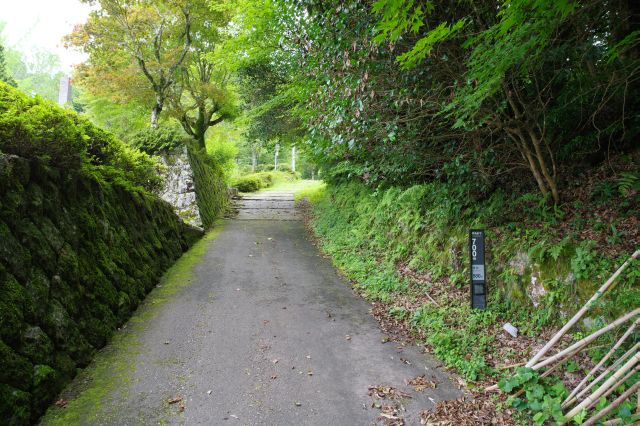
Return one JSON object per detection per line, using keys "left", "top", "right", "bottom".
{"left": 0, "top": 153, "right": 201, "bottom": 425}
{"left": 187, "top": 145, "right": 228, "bottom": 229}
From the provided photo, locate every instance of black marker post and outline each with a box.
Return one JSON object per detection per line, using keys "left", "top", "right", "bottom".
{"left": 469, "top": 230, "right": 486, "bottom": 309}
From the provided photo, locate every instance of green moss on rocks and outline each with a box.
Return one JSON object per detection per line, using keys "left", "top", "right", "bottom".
{"left": 187, "top": 145, "right": 228, "bottom": 229}
{"left": 0, "top": 84, "right": 204, "bottom": 424}
{"left": 39, "top": 228, "right": 222, "bottom": 425}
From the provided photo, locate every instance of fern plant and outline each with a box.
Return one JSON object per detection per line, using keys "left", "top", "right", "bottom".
{"left": 617, "top": 172, "right": 640, "bottom": 197}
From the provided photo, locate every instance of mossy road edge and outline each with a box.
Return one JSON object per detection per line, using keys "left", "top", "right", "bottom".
{"left": 39, "top": 224, "right": 224, "bottom": 425}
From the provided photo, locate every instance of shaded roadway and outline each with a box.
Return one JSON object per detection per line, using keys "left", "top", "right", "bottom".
{"left": 49, "top": 190, "right": 463, "bottom": 425}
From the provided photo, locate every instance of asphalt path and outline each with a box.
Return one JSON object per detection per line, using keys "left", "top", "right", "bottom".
{"left": 58, "top": 191, "right": 462, "bottom": 425}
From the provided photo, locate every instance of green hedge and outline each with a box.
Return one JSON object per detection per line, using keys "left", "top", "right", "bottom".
{"left": 0, "top": 83, "right": 201, "bottom": 424}
{"left": 234, "top": 175, "right": 263, "bottom": 192}
{"left": 233, "top": 171, "right": 298, "bottom": 193}
{"left": 129, "top": 127, "right": 185, "bottom": 156}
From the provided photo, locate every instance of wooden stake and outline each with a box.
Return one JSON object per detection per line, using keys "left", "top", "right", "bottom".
{"left": 526, "top": 250, "right": 639, "bottom": 368}
{"left": 582, "top": 381, "right": 640, "bottom": 426}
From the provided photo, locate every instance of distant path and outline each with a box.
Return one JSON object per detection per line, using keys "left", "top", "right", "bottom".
{"left": 45, "top": 190, "right": 462, "bottom": 425}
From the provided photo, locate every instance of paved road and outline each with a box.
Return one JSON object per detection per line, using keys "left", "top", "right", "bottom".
{"left": 57, "top": 191, "right": 462, "bottom": 425}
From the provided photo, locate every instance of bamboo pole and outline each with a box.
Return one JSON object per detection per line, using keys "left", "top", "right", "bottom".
{"left": 585, "top": 366, "right": 640, "bottom": 412}
{"left": 582, "top": 381, "right": 640, "bottom": 426}
{"left": 565, "top": 352, "right": 640, "bottom": 421}
{"left": 526, "top": 250, "right": 639, "bottom": 368}
{"left": 563, "top": 319, "right": 639, "bottom": 408}
{"left": 572, "top": 342, "right": 640, "bottom": 405}
{"left": 486, "top": 313, "right": 638, "bottom": 394}
{"left": 486, "top": 341, "right": 589, "bottom": 393}
{"left": 532, "top": 309, "right": 640, "bottom": 371}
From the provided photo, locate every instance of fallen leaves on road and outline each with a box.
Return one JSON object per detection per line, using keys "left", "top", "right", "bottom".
{"left": 406, "top": 375, "right": 438, "bottom": 392}
{"left": 419, "top": 397, "right": 516, "bottom": 425}
{"left": 54, "top": 399, "right": 68, "bottom": 408}
{"left": 167, "top": 396, "right": 183, "bottom": 404}
{"left": 380, "top": 404, "right": 404, "bottom": 425}
{"left": 368, "top": 385, "right": 412, "bottom": 400}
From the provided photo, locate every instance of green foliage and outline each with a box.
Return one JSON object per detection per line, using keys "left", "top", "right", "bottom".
{"left": 304, "top": 181, "right": 506, "bottom": 379}
{"left": 233, "top": 171, "right": 298, "bottom": 193}
{"left": 0, "top": 147, "right": 200, "bottom": 424}
{"left": 303, "top": 180, "right": 640, "bottom": 388}
{"left": 0, "top": 83, "right": 162, "bottom": 192}
{"left": 499, "top": 368, "right": 567, "bottom": 425}
{"left": 0, "top": 35, "right": 64, "bottom": 103}
{"left": 412, "top": 304, "right": 494, "bottom": 380}
{"left": 249, "top": 0, "right": 640, "bottom": 205}
{"left": 129, "top": 126, "right": 186, "bottom": 155}
{"left": 570, "top": 241, "right": 597, "bottom": 280}
{"left": 293, "top": 180, "right": 326, "bottom": 204}
{"left": 617, "top": 171, "right": 640, "bottom": 197}
{"left": 187, "top": 145, "right": 228, "bottom": 229}
{"left": 234, "top": 175, "right": 264, "bottom": 192}
{"left": 0, "top": 42, "right": 15, "bottom": 87}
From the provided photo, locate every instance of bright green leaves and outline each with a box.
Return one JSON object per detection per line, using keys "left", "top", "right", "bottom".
{"left": 500, "top": 367, "right": 567, "bottom": 425}
{"left": 371, "top": 0, "right": 464, "bottom": 68}
{"left": 396, "top": 19, "right": 466, "bottom": 69}
{"left": 372, "top": 0, "right": 430, "bottom": 43}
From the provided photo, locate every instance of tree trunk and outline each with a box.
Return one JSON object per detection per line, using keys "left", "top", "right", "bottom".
{"left": 251, "top": 145, "right": 258, "bottom": 172}
{"left": 151, "top": 105, "right": 160, "bottom": 129}
{"left": 291, "top": 145, "right": 296, "bottom": 172}
{"left": 503, "top": 83, "right": 560, "bottom": 204}
{"left": 151, "top": 94, "right": 165, "bottom": 129}
{"left": 194, "top": 107, "right": 207, "bottom": 151}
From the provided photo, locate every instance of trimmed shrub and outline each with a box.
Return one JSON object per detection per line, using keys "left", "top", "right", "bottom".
{"left": 235, "top": 176, "right": 264, "bottom": 192}
{"left": 232, "top": 171, "right": 299, "bottom": 193}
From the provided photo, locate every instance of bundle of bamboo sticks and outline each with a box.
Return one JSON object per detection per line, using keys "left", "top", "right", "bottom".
{"left": 487, "top": 250, "right": 639, "bottom": 425}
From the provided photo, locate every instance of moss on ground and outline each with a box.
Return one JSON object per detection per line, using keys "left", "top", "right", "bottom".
{"left": 39, "top": 227, "right": 222, "bottom": 425}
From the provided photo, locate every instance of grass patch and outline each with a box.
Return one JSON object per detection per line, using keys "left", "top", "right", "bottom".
{"left": 293, "top": 180, "right": 326, "bottom": 203}
{"left": 39, "top": 226, "right": 224, "bottom": 425}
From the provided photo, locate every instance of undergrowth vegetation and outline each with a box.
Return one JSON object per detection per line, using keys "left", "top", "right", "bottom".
{"left": 298, "top": 175, "right": 639, "bottom": 421}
